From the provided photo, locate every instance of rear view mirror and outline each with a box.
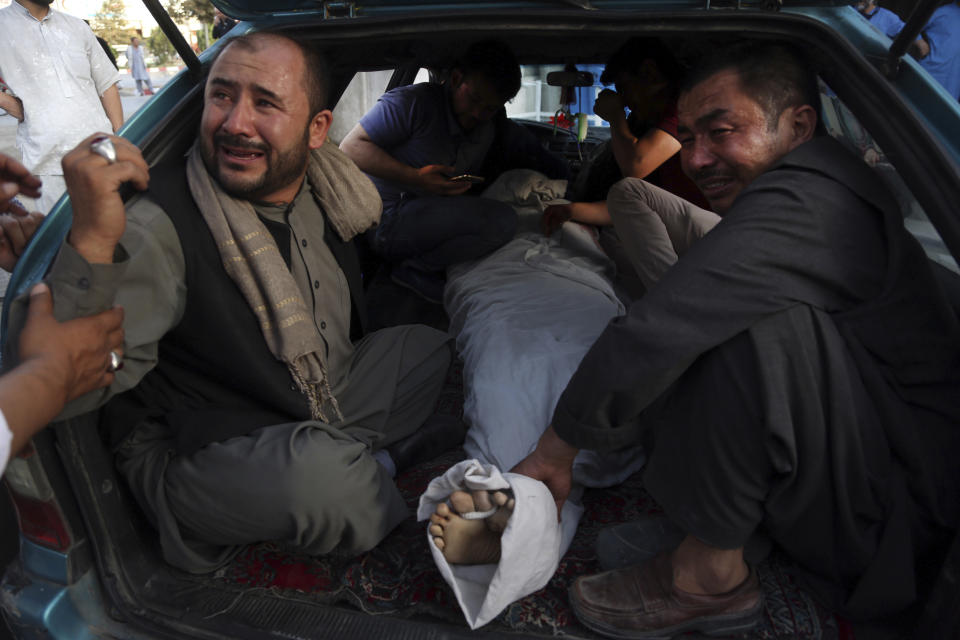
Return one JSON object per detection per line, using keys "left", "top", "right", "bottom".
{"left": 546, "top": 71, "right": 595, "bottom": 87}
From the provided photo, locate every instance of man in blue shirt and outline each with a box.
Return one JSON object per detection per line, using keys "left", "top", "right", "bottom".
{"left": 340, "top": 41, "right": 523, "bottom": 304}
{"left": 918, "top": 1, "right": 960, "bottom": 101}
{"left": 856, "top": 0, "right": 906, "bottom": 38}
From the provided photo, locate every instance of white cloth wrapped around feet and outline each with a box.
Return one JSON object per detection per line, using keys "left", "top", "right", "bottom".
{"left": 417, "top": 459, "right": 583, "bottom": 629}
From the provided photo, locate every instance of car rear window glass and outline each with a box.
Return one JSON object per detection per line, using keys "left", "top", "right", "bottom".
{"left": 820, "top": 82, "right": 959, "bottom": 274}
{"left": 329, "top": 70, "right": 393, "bottom": 144}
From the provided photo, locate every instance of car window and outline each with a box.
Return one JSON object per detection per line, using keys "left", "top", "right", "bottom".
{"left": 329, "top": 68, "right": 432, "bottom": 145}
{"left": 820, "top": 82, "right": 959, "bottom": 274}
{"left": 330, "top": 65, "right": 615, "bottom": 146}
{"left": 329, "top": 70, "right": 393, "bottom": 144}
{"left": 508, "top": 64, "right": 609, "bottom": 129}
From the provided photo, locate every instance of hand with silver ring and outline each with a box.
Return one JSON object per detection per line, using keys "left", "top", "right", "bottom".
{"left": 61, "top": 132, "right": 150, "bottom": 264}
{"left": 106, "top": 350, "right": 124, "bottom": 373}
{"left": 90, "top": 136, "right": 117, "bottom": 164}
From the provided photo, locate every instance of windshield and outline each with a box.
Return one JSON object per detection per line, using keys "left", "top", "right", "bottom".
{"left": 507, "top": 64, "right": 610, "bottom": 131}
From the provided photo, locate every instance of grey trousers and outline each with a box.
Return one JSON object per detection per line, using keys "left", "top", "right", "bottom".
{"left": 641, "top": 305, "right": 959, "bottom": 618}
{"left": 603, "top": 178, "right": 720, "bottom": 297}
{"left": 116, "top": 324, "right": 452, "bottom": 573}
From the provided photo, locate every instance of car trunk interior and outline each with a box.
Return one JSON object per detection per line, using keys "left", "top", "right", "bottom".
{"left": 8, "top": 8, "right": 958, "bottom": 639}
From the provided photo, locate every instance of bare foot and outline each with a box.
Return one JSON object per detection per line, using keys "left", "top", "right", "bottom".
{"left": 671, "top": 535, "right": 749, "bottom": 594}
{"left": 429, "top": 489, "right": 515, "bottom": 564}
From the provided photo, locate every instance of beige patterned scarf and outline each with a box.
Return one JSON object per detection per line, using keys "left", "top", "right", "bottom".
{"left": 186, "top": 139, "right": 382, "bottom": 423}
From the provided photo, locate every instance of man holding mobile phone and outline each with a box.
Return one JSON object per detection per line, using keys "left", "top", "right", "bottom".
{"left": 340, "top": 40, "right": 522, "bottom": 304}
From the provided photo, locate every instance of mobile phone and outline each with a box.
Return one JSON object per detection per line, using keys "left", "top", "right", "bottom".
{"left": 449, "top": 174, "right": 485, "bottom": 184}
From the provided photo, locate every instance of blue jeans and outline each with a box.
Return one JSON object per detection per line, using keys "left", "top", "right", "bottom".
{"left": 373, "top": 195, "right": 517, "bottom": 271}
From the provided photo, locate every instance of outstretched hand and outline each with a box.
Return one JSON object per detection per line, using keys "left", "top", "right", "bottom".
{"left": 510, "top": 425, "right": 579, "bottom": 520}
{"left": 0, "top": 152, "right": 46, "bottom": 271}
{"left": 0, "top": 152, "right": 42, "bottom": 206}
{"left": 0, "top": 206, "right": 45, "bottom": 272}
{"left": 541, "top": 203, "right": 573, "bottom": 237}
{"left": 18, "top": 282, "right": 125, "bottom": 404}
{"left": 416, "top": 164, "right": 473, "bottom": 197}
{"left": 62, "top": 133, "right": 149, "bottom": 264}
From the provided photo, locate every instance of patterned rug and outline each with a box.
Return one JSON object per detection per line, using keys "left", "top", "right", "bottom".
{"left": 215, "top": 363, "right": 855, "bottom": 639}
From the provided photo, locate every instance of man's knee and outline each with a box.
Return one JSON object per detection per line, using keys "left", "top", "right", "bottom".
{"left": 608, "top": 178, "right": 675, "bottom": 223}
{"left": 607, "top": 177, "right": 650, "bottom": 209}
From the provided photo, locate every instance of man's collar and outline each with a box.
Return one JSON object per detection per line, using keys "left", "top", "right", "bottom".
{"left": 251, "top": 178, "right": 310, "bottom": 217}
{"left": 12, "top": 0, "right": 52, "bottom": 22}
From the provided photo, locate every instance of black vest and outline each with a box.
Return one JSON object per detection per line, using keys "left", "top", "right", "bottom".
{"left": 102, "top": 160, "right": 367, "bottom": 455}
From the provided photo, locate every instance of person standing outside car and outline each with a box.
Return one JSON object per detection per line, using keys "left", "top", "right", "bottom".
{"left": 0, "top": 0, "right": 122, "bottom": 214}
{"left": 916, "top": 0, "right": 960, "bottom": 101}
{"left": 127, "top": 36, "right": 154, "bottom": 96}
{"left": 340, "top": 40, "right": 522, "bottom": 304}
{"left": 85, "top": 20, "right": 119, "bottom": 70}
{"left": 853, "top": 2, "right": 928, "bottom": 60}
{"left": 855, "top": 0, "right": 906, "bottom": 38}
{"left": 212, "top": 9, "right": 238, "bottom": 39}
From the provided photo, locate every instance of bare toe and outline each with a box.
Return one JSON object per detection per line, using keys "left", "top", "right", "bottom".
{"left": 432, "top": 491, "right": 504, "bottom": 564}
{"left": 472, "top": 490, "right": 494, "bottom": 512}
{"left": 486, "top": 493, "right": 516, "bottom": 534}
{"left": 449, "top": 490, "right": 476, "bottom": 514}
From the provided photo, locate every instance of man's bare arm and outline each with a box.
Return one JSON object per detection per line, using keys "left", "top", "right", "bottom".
{"left": 339, "top": 123, "right": 470, "bottom": 196}
{"left": 0, "top": 93, "right": 23, "bottom": 122}
{"left": 909, "top": 36, "right": 930, "bottom": 60}
{"left": 0, "top": 152, "right": 43, "bottom": 271}
{"left": 594, "top": 89, "right": 681, "bottom": 180}
{"left": 100, "top": 84, "right": 123, "bottom": 133}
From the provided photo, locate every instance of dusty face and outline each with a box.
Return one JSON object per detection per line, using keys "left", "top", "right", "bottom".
{"left": 449, "top": 71, "right": 505, "bottom": 131}
{"left": 199, "top": 35, "right": 330, "bottom": 204}
{"left": 677, "top": 69, "right": 799, "bottom": 214}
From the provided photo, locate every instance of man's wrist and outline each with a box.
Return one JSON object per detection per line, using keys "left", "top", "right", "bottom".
{"left": 67, "top": 230, "right": 121, "bottom": 264}
{"left": 538, "top": 424, "right": 579, "bottom": 466}
{"left": 16, "top": 357, "right": 71, "bottom": 416}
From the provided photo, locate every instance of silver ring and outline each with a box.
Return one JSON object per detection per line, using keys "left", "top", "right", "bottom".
{"left": 90, "top": 137, "right": 117, "bottom": 164}
{"left": 107, "top": 350, "right": 123, "bottom": 373}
